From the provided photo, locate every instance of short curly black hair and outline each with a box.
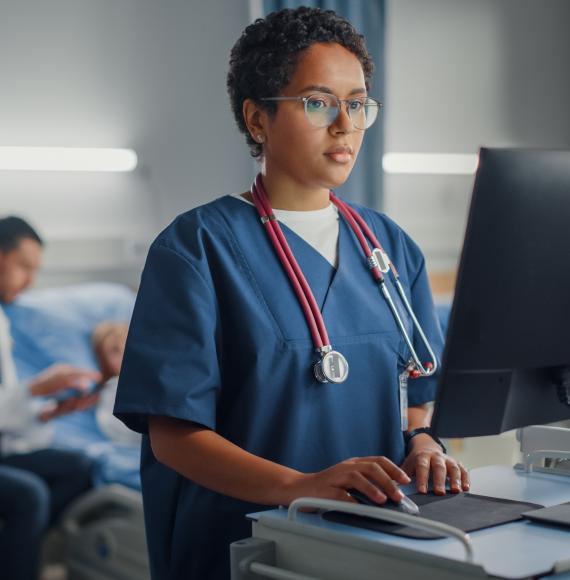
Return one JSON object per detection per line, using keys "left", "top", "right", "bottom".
{"left": 227, "top": 6, "right": 374, "bottom": 158}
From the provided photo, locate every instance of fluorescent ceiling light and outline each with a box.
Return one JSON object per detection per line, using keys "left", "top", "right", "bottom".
{"left": 0, "top": 147, "right": 138, "bottom": 172}
{"left": 383, "top": 153, "right": 478, "bottom": 175}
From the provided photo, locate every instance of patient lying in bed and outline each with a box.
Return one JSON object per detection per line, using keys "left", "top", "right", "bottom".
{"left": 92, "top": 321, "right": 141, "bottom": 446}
{"left": 5, "top": 282, "right": 142, "bottom": 488}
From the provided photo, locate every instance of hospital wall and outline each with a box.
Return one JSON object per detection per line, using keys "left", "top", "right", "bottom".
{"left": 1, "top": 0, "right": 569, "bottom": 291}
{"left": 0, "top": 0, "right": 254, "bottom": 288}
{"left": 384, "top": 0, "right": 570, "bottom": 278}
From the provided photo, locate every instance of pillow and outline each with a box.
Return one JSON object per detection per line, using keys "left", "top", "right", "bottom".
{"left": 4, "top": 283, "right": 136, "bottom": 380}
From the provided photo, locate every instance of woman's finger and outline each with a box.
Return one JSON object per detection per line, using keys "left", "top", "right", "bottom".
{"left": 376, "top": 456, "right": 412, "bottom": 485}
{"left": 460, "top": 462, "right": 470, "bottom": 491}
{"left": 446, "top": 460, "right": 462, "bottom": 493}
{"left": 431, "top": 455, "right": 448, "bottom": 495}
{"left": 340, "top": 471, "right": 388, "bottom": 504}
{"left": 414, "top": 455, "right": 431, "bottom": 493}
{"left": 352, "top": 456, "right": 411, "bottom": 485}
{"left": 348, "top": 455, "right": 411, "bottom": 485}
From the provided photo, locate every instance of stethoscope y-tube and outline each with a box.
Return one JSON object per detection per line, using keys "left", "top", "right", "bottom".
{"left": 251, "top": 174, "right": 437, "bottom": 383}
{"left": 330, "top": 196, "right": 438, "bottom": 379}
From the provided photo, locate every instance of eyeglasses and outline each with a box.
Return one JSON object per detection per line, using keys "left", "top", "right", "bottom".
{"left": 261, "top": 93, "right": 382, "bottom": 130}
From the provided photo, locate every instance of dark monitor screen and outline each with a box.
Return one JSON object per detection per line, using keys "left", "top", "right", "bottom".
{"left": 431, "top": 148, "right": 570, "bottom": 438}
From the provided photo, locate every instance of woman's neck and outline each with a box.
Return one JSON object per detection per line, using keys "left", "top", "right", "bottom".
{"left": 259, "top": 168, "right": 330, "bottom": 211}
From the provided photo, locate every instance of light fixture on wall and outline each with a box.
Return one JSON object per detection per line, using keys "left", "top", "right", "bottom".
{"left": 382, "top": 153, "right": 478, "bottom": 175}
{"left": 0, "top": 147, "right": 138, "bottom": 172}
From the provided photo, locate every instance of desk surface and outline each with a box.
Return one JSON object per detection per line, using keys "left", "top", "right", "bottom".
{"left": 251, "top": 466, "right": 570, "bottom": 579}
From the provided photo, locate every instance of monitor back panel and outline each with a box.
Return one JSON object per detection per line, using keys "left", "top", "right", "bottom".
{"left": 432, "top": 148, "right": 570, "bottom": 437}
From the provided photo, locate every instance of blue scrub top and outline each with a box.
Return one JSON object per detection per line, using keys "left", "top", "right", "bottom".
{"left": 114, "top": 195, "right": 443, "bottom": 580}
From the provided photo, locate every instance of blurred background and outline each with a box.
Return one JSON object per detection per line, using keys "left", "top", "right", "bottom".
{"left": 1, "top": 0, "right": 570, "bottom": 469}
{"left": 1, "top": 0, "right": 569, "bottom": 288}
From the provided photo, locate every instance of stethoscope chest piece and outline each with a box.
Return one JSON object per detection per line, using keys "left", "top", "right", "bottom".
{"left": 314, "top": 350, "right": 349, "bottom": 384}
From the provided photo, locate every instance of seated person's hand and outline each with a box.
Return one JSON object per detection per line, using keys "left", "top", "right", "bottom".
{"left": 92, "top": 322, "right": 129, "bottom": 381}
{"left": 400, "top": 433, "right": 470, "bottom": 495}
{"left": 38, "top": 390, "right": 100, "bottom": 422}
{"left": 28, "top": 363, "right": 102, "bottom": 398}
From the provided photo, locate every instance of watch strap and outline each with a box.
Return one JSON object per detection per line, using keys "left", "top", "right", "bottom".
{"left": 404, "top": 427, "right": 447, "bottom": 454}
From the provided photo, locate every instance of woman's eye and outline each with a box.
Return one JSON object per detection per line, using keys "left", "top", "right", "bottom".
{"left": 307, "top": 98, "right": 328, "bottom": 111}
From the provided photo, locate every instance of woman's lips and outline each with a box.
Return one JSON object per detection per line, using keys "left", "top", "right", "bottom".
{"left": 324, "top": 146, "right": 353, "bottom": 164}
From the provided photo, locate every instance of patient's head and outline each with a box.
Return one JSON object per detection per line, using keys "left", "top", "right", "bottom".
{"left": 92, "top": 321, "right": 129, "bottom": 380}
{"left": 0, "top": 216, "right": 43, "bottom": 304}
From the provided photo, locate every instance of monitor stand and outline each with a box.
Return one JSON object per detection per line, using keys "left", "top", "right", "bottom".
{"left": 514, "top": 425, "right": 570, "bottom": 477}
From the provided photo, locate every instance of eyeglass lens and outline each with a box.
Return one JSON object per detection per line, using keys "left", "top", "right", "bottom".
{"left": 304, "top": 94, "right": 379, "bottom": 130}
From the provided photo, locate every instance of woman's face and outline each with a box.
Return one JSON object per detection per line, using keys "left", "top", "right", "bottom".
{"left": 262, "top": 42, "right": 368, "bottom": 192}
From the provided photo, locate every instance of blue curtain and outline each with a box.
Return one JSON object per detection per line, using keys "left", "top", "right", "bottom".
{"left": 262, "top": 0, "right": 385, "bottom": 209}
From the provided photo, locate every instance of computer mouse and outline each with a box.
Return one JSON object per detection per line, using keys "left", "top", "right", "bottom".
{"left": 391, "top": 494, "right": 420, "bottom": 516}
{"left": 348, "top": 488, "right": 420, "bottom": 516}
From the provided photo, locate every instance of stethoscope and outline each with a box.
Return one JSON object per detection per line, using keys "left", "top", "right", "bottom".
{"left": 251, "top": 174, "right": 438, "bottom": 384}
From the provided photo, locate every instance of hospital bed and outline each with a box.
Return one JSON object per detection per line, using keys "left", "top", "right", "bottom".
{"left": 4, "top": 283, "right": 149, "bottom": 578}
{"left": 4, "top": 282, "right": 141, "bottom": 489}
{"left": 60, "top": 484, "right": 150, "bottom": 580}
{"left": 231, "top": 429, "right": 570, "bottom": 580}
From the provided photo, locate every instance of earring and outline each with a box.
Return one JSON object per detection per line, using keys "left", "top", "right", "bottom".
{"left": 256, "top": 134, "right": 265, "bottom": 143}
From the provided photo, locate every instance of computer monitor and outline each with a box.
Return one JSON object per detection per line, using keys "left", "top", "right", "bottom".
{"left": 431, "top": 148, "right": 570, "bottom": 438}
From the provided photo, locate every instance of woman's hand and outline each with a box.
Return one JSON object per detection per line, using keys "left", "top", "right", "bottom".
{"left": 150, "top": 419, "right": 414, "bottom": 507}
{"left": 400, "top": 433, "right": 470, "bottom": 495}
{"left": 283, "top": 456, "right": 412, "bottom": 505}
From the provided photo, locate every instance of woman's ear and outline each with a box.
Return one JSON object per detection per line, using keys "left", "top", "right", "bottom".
{"left": 243, "top": 99, "right": 267, "bottom": 144}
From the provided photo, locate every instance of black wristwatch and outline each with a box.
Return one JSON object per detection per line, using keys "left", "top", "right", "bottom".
{"left": 404, "top": 427, "right": 447, "bottom": 454}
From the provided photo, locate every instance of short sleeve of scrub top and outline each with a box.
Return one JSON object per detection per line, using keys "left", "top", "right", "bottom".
{"left": 115, "top": 237, "right": 221, "bottom": 434}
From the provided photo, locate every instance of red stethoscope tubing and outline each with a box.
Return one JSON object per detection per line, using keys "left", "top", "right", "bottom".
{"left": 329, "top": 196, "right": 382, "bottom": 281}
{"left": 251, "top": 175, "right": 382, "bottom": 350}
{"left": 250, "top": 174, "right": 436, "bottom": 378}
{"left": 251, "top": 175, "right": 329, "bottom": 349}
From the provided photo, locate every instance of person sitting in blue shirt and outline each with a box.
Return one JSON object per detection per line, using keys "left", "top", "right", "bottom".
{"left": 114, "top": 7, "right": 470, "bottom": 580}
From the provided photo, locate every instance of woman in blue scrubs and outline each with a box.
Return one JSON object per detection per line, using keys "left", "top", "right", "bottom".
{"left": 114, "top": 7, "right": 469, "bottom": 579}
